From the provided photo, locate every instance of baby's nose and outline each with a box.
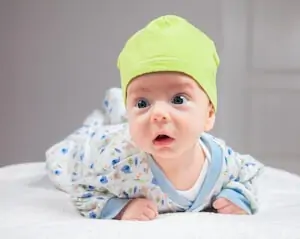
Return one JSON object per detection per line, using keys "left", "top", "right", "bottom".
{"left": 151, "top": 114, "right": 168, "bottom": 122}
{"left": 150, "top": 103, "right": 170, "bottom": 123}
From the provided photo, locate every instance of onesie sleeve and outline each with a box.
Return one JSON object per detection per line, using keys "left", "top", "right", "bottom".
{"left": 69, "top": 125, "right": 132, "bottom": 219}
{"left": 214, "top": 138, "right": 264, "bottom": 214}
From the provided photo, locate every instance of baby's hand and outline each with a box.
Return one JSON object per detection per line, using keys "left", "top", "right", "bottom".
{"left": 116, "top": 198, "right": 158, "bottom": 221}
{"left": 213, "top": 198, "right": 247, "bottom": 215}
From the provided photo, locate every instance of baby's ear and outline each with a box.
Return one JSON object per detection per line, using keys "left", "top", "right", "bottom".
{"left": 204, "top": 103, "right": 216, "bottom": 131}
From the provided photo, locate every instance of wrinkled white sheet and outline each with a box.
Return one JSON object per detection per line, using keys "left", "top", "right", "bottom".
{"left": 0, "top": 163, "right": 300, "bottom": 239}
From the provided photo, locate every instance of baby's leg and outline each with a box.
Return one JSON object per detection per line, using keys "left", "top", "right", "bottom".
{"left": 103, "top": 88, "right": 127, "bottom": 125}
{"left": 45, "top": 139, "right": 77, "bottom": 193}
{"left": 46, "top": 110, "right": 106, "bottom": 193}
{"left": 46, "top": 88, "right": 127, "bottom": 192}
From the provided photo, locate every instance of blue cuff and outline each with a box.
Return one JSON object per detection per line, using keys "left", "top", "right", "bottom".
{"left": 217, "top": 188, "right": 252, "bottom": 214}
{"left": 100, "top": 198, "right": 130, "bottom": 219}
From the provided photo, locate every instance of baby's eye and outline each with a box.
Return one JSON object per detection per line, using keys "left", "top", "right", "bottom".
{"left": 135, "top": 98, "right": 150, "bottom": 108}
{"left": 171, "top": 95, "right": 188, "bottom": 105}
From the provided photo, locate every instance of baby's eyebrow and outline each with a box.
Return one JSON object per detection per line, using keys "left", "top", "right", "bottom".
{"left": 128, "top": 81, "right": 194, "bottom": 95}
{"left": 128, "top": 86, "right": 151, "bottom": 96}
{"left": 170, "top": 82, "right": 194, "bottom": 92}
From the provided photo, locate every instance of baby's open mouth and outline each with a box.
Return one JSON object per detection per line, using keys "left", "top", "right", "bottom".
{"left": 155, "top": 134, "right": 170, "bottom": 141}
{"left": 153, "top": 134, "right": 174, "bottom": 145}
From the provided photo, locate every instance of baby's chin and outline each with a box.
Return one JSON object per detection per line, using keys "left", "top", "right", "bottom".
{"left": 131, "top": 139, "right": 181, "bottom": 159}
{"left": 147, "top": 146, "right": 181, "bottom": 160}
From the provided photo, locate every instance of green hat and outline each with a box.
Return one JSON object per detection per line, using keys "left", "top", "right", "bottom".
{"left": 117, "top": 15, "right": 220, "bottom": 111}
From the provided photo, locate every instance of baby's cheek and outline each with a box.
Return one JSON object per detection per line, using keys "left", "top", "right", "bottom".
{"left": 185, "top": 120, "right": 203, "bottom": 139}
{"left": 128, "top": 123, "right": 147, "bottom": 148}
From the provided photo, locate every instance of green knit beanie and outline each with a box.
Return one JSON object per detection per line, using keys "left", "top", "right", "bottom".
{"left": 117, "top": 15, "right": 220, "bottom": 111}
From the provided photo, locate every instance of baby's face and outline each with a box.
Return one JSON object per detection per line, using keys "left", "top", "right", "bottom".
{"left": 126, "top": 72, "right": 215, "bottom": 160}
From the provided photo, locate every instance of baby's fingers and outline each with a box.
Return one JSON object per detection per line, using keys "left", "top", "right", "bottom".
{"left": 213, "top": 198, "right": 231, "bottom": 210}
{"left": 218, "top": 204, "right": 247, "bottom": 214}
{"left": 217, "top": 204, "right": 235, "bottom": 214}
{"left": 142, "top": 207, "right": 157, "bottom": 220}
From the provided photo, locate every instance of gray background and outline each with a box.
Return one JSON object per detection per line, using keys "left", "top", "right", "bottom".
{"left": 1, "top": 0, "right": 299, "bottom": 175}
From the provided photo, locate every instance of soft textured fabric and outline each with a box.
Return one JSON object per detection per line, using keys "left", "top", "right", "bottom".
{"left": 117, "top": 15, "right": 220, "bottom": 111}
{"left": 45, "top": 87, "right": 264, "bottom": 219}
{"left": 2, "top": 163, "right": 300, "bottom": 239}
{"left": 45, "top": 88, "right": 127, "bottom": 193}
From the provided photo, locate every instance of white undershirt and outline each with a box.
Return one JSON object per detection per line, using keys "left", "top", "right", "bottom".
{"left": 177, "top": 140, "right": 211, "bottom": 201}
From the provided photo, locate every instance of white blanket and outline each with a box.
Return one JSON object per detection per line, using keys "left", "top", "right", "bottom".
{"left": 0, "top": 162, "right": 300, "bottom": 239}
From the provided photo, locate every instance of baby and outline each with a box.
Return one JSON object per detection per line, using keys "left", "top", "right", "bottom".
{"left": 46, "top": 15, "right": 264, "bottom": 220}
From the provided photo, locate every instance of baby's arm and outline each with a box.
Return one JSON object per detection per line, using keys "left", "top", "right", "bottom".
{"left": 213, "top": 138, "right": 264, "bottom": 214}
{"left": 69, "top": 129, "right": 132, "bottom": 219}
{"left": 71, "top": 179, "right": 131, "bottom": 219}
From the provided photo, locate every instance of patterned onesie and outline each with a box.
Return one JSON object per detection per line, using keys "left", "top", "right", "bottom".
{"left": 46, "top": 88, "right": 264, "bottom": 219}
